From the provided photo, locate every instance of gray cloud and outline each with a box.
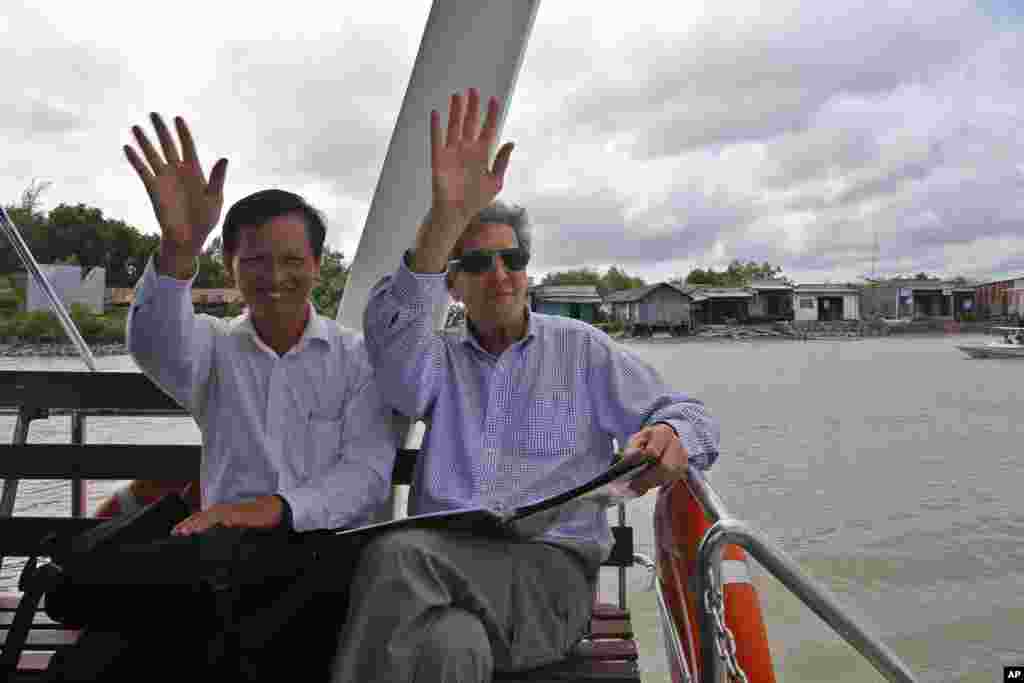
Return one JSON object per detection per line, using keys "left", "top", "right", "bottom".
{"left": 759, "top": 126, "right": 881, "bottom": 191}
{"left": 2, "top": 99, "right": 81, "bottom": 135}
{"left": 553, "top": 1, "right": 991, "bottom": 158}
{"left": 520, "top": 184, "right": 753, "bottom": 272}
{"left": 1, "top": 0, "right": 1021, "bottom": 287}
{"left": 203, "top": 33, "right": 411, "bottom": 199}
{"left": 0, "top": 6, "right": 138, "bottom": 139}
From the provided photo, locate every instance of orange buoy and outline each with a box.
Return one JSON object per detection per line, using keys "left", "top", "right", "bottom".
{"left": 654, "top": 479, "right": 777, "bottom": 683}
{"left": 93, "top": 480, "right": 200, "bottom": 518}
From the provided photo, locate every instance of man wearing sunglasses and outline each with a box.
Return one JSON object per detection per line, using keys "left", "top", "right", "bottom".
{"left": 341, "top": 89, "right": 720, "bottom": 683}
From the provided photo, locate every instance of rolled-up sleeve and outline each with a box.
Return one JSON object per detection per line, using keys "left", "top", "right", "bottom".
{"left": 589, "top": 332, "right": 720, "bottom": 470}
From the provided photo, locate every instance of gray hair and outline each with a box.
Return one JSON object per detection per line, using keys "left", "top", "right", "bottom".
{"left": 451, "top": 200, "right": 532, "bottom": 259}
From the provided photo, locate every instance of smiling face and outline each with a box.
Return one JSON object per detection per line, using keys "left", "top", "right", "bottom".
{"left": 226, "top": 212, "right": 320, "bottom": 323}
{"left": 449, "top": 221, "right": 529, "bottom": 332}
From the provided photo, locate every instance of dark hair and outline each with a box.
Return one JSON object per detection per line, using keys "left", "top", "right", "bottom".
{"left": 222, "top": 189, "right": 327, "bottom": 260}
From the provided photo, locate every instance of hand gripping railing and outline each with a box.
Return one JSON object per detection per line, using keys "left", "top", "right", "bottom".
{"left": 682, "top": 467, "right": 918, "bottom": 683}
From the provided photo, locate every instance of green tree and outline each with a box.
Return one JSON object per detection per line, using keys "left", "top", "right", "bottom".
{"left": 600, "top": 266, "right": 645, "bottom": 295}
{"left": 541, "top": 267, "right": 603, "bottom": 288}
{"left": 43, "top": 203, "right": 160, "bottom": 286}
{"left": 311, "top": 247, "right": 349, "bottom": 317}
{"left": 541, "top": 266, "right": 646, "bottom": 297}
{"left": 1, "top": 183, "right": 158, "bottom": 287}
{"left": 685, "top": 260, "right": 785, "bottom": 287}
{"left": 195, "top": 237, "right": 228, "bottom": 288}
{"left": 47, "top": 203, "right": 106, "bottom": 269}
{"left": 1, "top": 181, "right": 51, "bottom": 272}
{"left": 683, "top": 267, "right": 723, "bottom": 286}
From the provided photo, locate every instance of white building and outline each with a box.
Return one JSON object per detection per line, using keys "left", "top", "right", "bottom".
{"left": 793, "top": 284, "right": 860, "bottom": 322}
{"left": 26, "top": 265, "right": 106, "bottom": 315}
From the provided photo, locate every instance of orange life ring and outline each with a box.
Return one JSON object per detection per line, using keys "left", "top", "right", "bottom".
{"left": 93, "top": 480, "right": 200, "bottom": 518}
{"left": 654, "top": 478, "right": 777, "bottom": 683}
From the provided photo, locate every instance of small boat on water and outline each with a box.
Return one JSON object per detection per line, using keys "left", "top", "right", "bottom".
{"left": 957, "top": 327, "right": 1024, "bottom": 359}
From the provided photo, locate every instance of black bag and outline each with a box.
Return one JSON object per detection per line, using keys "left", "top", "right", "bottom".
{"left": 41, "top": 492, "right": 195, "bottom": 628}
{"left": 23, "top": 495, "right": 362, "bottom": 680}
{"left": 1, "top": 493, "right": 205, "bottom": 680}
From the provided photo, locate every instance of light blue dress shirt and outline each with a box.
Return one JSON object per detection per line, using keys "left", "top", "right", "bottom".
{"left": 364, "top": 257, "right": 720, "bottom": 570}
{"left": 127, "top": 255, "right": 397, "bottom": 532}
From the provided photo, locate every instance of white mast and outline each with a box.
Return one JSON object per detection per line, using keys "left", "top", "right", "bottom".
{"left": 334, "top": 0, "right": 541, "bottom": 515}
{"left": 336, "top": 0, "right": 541, "bottom": 332}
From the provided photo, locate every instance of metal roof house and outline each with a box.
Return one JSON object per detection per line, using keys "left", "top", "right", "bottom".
{"left": 860, "top": 278, "right": 977, "bottom": 321}
{"left": 748, "top": 279, "right": 794, "bottom": 321}
{"left": 973, "top": 276, "right": 1024, "bottom": 320}
{"left": 528, "top": 284, "right": 603, "bottom": 323}
{"left": 793, "top": 284, "right": 861, "bottom": 322}
{"left": 605, "top": 283, "right": 693, "bottom": 336}
{"left": 685, "top": 287, "right": 754, "bottom": 325}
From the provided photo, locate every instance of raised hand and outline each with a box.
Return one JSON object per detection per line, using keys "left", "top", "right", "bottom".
{"left": 430, "top": 88, "right": 514, "bottom": 231}
{"left": 411, "top": 89, "right": 515, "bottom": 273}
{"left": 124, "top": 113, "right": 227, "bottom": 272}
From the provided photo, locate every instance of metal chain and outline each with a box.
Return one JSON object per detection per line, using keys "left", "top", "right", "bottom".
{"left": 704, "top": 582, "right": 750, "bottom": 683}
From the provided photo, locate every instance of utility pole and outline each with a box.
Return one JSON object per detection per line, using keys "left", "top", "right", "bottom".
{"left": 871, "top": 229, "right": 880, "bottom": 280}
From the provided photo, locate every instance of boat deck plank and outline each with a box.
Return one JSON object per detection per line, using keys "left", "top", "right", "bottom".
{"left": 1, "top": 593, "right": 640, "bottom": 681}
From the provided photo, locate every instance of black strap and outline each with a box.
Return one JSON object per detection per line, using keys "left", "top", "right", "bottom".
{"left": 1, "top": 558, "right": 65, "bottom": 675}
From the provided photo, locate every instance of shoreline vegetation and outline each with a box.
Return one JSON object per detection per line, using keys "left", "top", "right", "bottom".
{"left": 1, "top": 320, "right": 999, "bottom": 358}
{"left": 1, "top": 341, "right": 128, "bottom": 358}
{"left": 1, "top": 305, "right": 130, "bottom": 358}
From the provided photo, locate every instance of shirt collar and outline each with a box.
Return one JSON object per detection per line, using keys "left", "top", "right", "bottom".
{"left": 460, "top": 307, "right": 539, "bottom": 354}
{"left": 230, "top": 302, "right": 333, "bottom": 353}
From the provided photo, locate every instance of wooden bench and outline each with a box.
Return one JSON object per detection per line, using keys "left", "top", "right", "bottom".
{"left": 0, "top": 371, "right": 641, "bottom": 681}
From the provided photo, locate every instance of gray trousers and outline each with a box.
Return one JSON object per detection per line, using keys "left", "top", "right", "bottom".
{"left": 330, "top": 528, "right": 594, "bottom": 683}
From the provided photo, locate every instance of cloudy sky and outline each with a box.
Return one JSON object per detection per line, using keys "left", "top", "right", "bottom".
{"left": 2, "top": 0, "right": 1021, "bottom": 285}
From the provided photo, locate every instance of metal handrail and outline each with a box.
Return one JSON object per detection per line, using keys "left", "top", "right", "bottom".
{"left": 635, "top": 552, "right": 693, "bottom": 683}
{"left": 680, "top": 468, "right": 918, "bottom": 683}
{"left": 2, "top": 203, "right": 101, "bottom": 533}
{"left": 0, "top": 408, "right": 189, "bottom": 417}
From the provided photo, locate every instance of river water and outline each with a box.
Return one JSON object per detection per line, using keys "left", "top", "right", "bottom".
{"left": 2, "top": 334, "right": 1021, "bottom": 682}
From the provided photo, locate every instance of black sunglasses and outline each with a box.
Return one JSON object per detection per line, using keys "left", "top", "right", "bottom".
{"left": 448, "top": 247, "right": 530, "bottom": 274}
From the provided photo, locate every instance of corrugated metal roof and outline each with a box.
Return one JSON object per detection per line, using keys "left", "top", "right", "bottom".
{"left": 689, "top": 288, "right": 754, "bottom": 299}
{"left": 894, "top": 281, "right": 979, "bottom": 292}
{"left": 749, "top": 279, "right": 794, "bottom": 291}
{"left": 604, "top": 282, "right": 692, "bottom": 303}
{"left": 974, "top": 276, "right": 1024, "bottom": 287}
{"left": 794, "top": 284, "right": 859, "bottom": 294}
{"left": 604, "top": 283, "right": 659, "bottom": 303}
{"left": 530, "top": 284, "right": 602, "bottom": 303}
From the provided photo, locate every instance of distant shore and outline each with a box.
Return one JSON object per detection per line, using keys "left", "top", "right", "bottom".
{"left": 2, "top": 325, "right": 995, "bottom": 358}
{"left": 0, "top": 342, "right": 128, "bottom": 358}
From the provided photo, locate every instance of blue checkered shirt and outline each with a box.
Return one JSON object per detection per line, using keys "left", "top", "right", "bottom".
{"left": 364, "top": 258, "right": 720, "bottom": 570}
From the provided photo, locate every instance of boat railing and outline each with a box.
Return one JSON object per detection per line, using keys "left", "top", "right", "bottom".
{"left": 665, "top": 466, "right": 919, "bottom": 683}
